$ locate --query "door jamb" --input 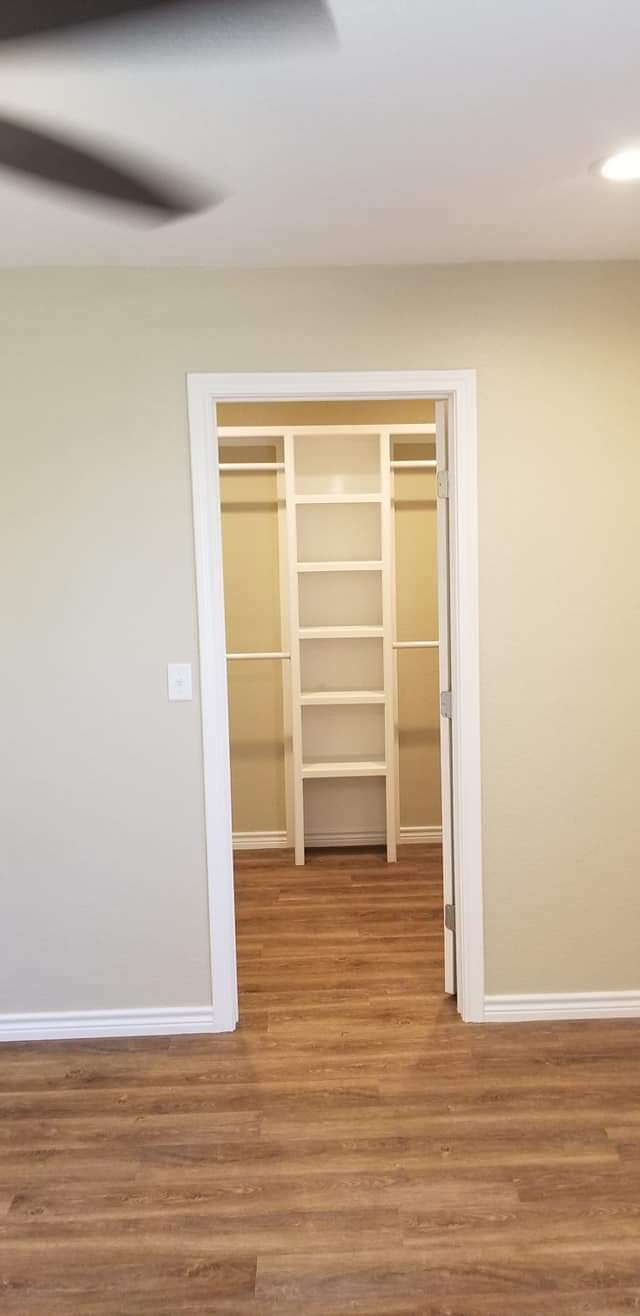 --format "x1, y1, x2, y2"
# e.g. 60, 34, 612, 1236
187, 370, 484, 1026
